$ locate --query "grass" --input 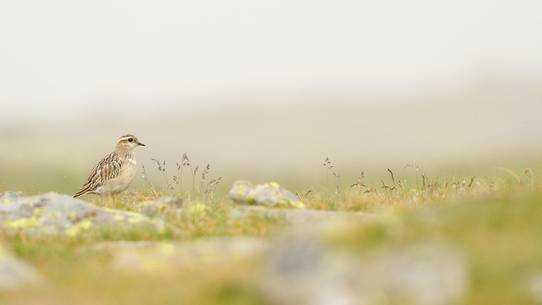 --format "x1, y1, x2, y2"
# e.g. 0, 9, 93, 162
0, 158, 541, 305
